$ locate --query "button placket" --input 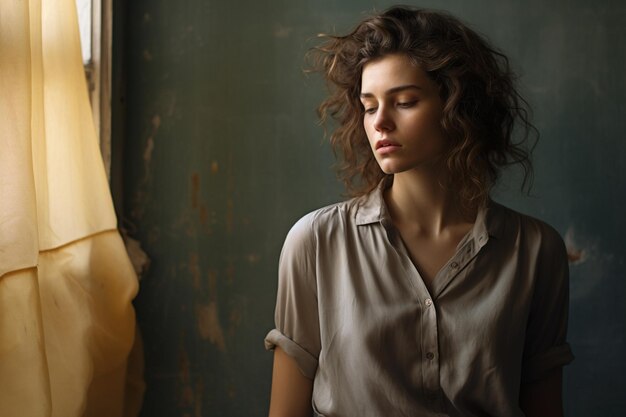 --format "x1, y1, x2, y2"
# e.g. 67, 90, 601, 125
421, 294, 440, 398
